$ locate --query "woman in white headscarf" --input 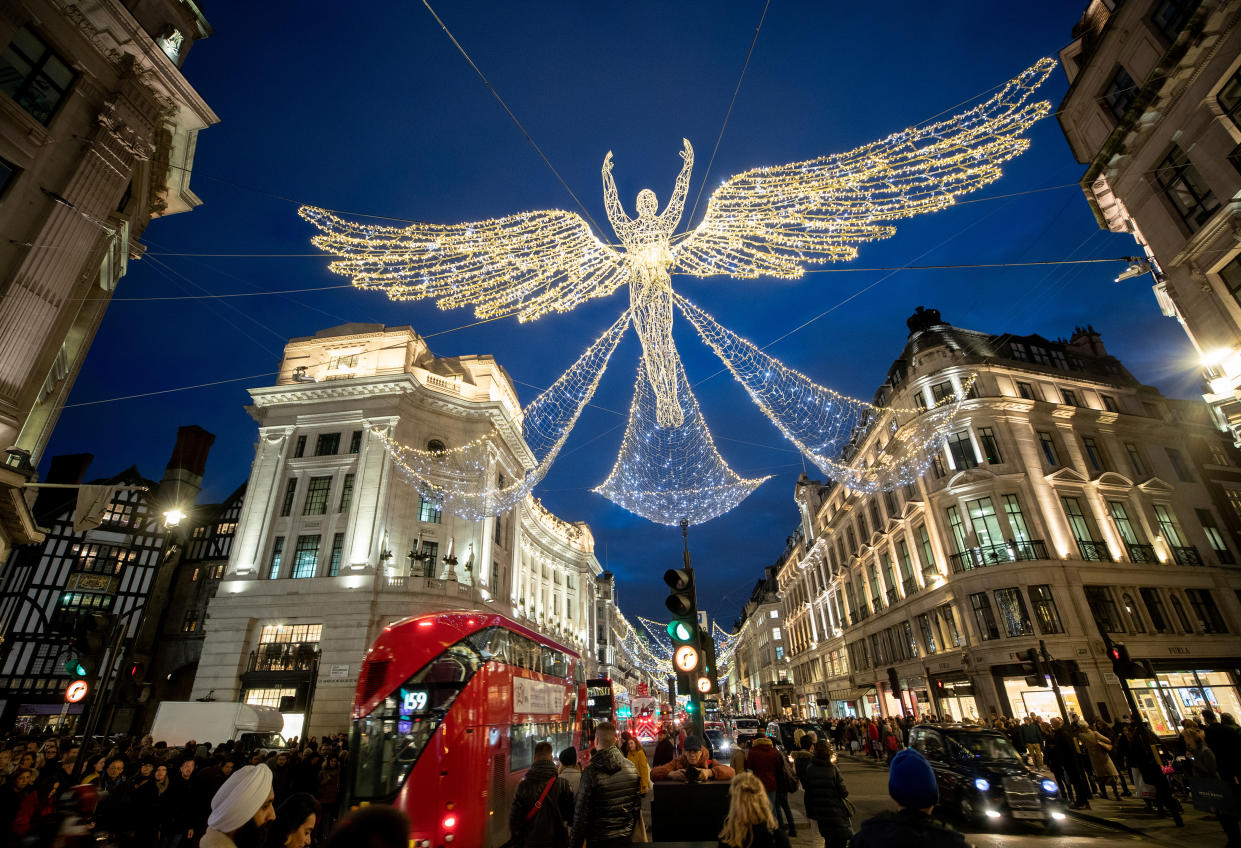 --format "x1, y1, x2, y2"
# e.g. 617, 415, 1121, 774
201, 763, 277, 848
